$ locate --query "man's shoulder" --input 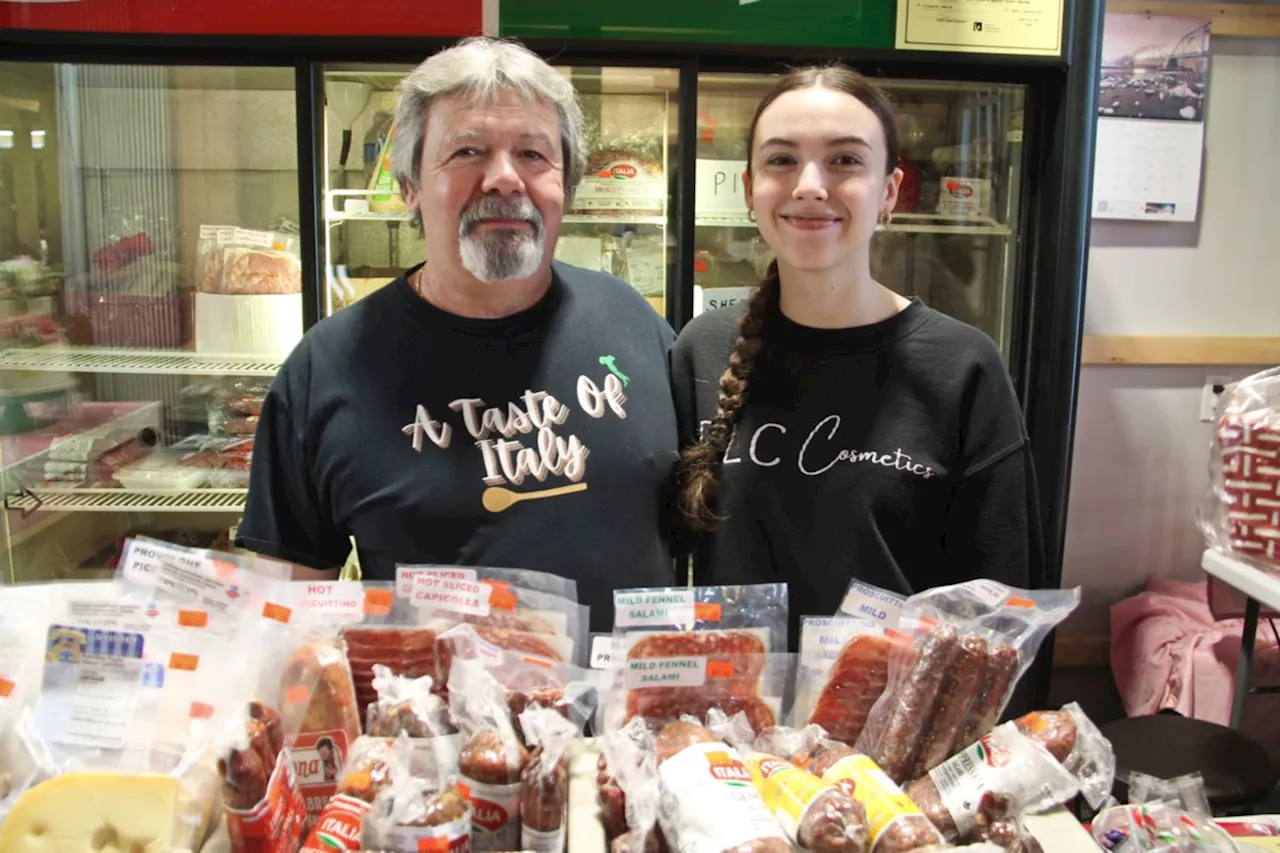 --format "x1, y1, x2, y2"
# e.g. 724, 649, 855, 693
276, 276, 403, 380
